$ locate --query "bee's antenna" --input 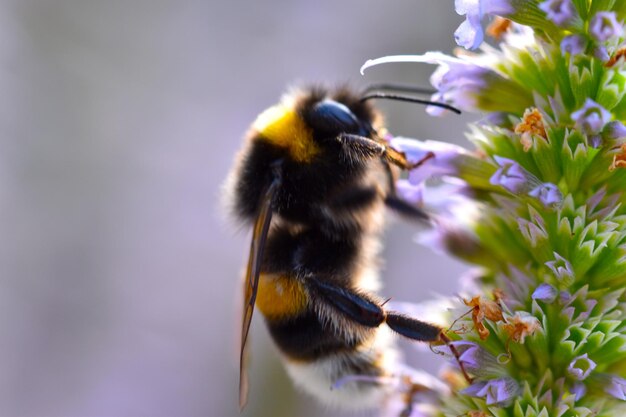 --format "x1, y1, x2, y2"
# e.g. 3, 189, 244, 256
363, 83, 436, 96
360, 93, 461, 115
